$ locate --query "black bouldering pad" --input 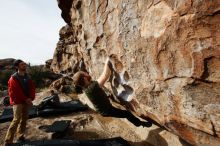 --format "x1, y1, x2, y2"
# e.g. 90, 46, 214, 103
0, 101, 88, 123
37, 101, 88, 117
39, 120, 71, 133
8, 137, 130, 146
